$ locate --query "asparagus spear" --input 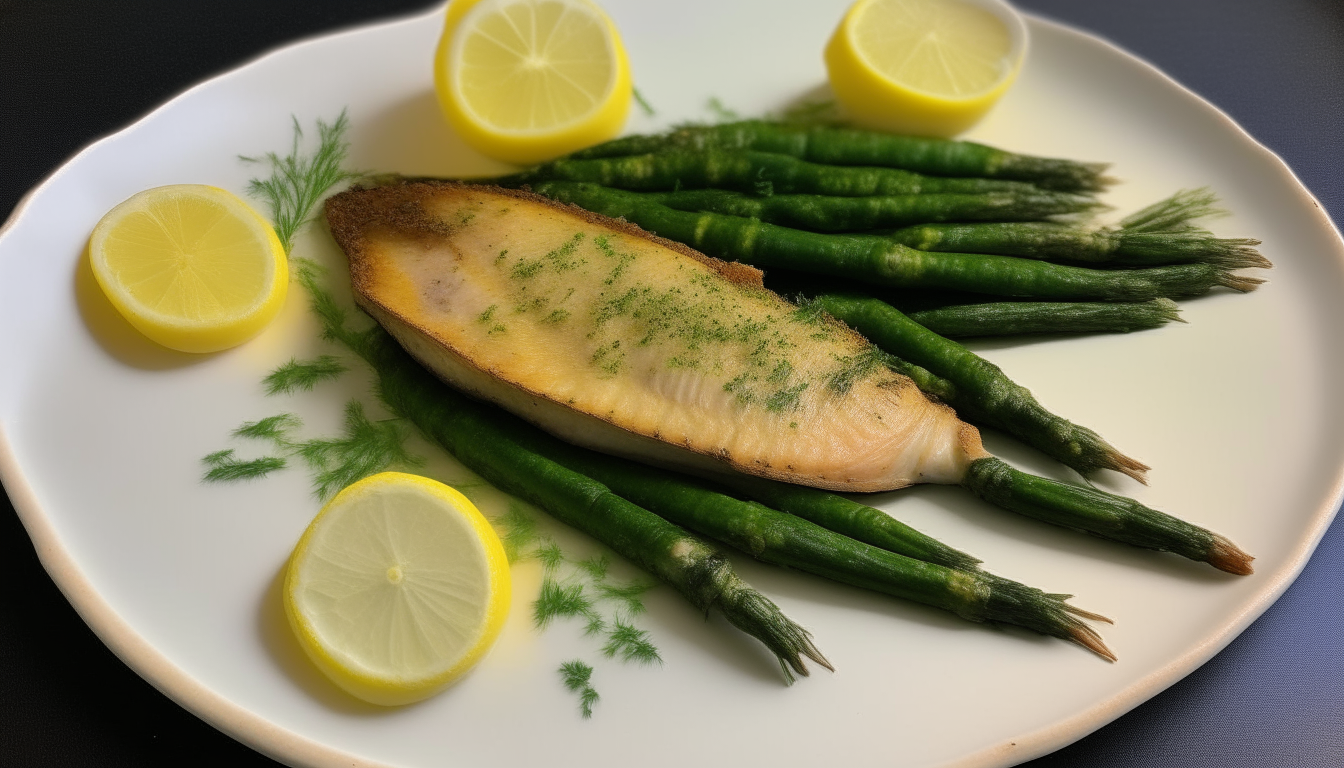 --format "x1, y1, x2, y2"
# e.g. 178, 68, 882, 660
762, 275, 1183, 338
526, 182, 1259, 301
885, 220, 1267, 268
801, 290, 1148, 481
963, 458, 1252, 575
549, 451, 1114, 659
298, 266, 829, 682
715, 474, 982, 571
638, 187, 1102, 230
497, 149, 1053, 197
904, 299, 1183, 338
566, 119, 1111, 193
